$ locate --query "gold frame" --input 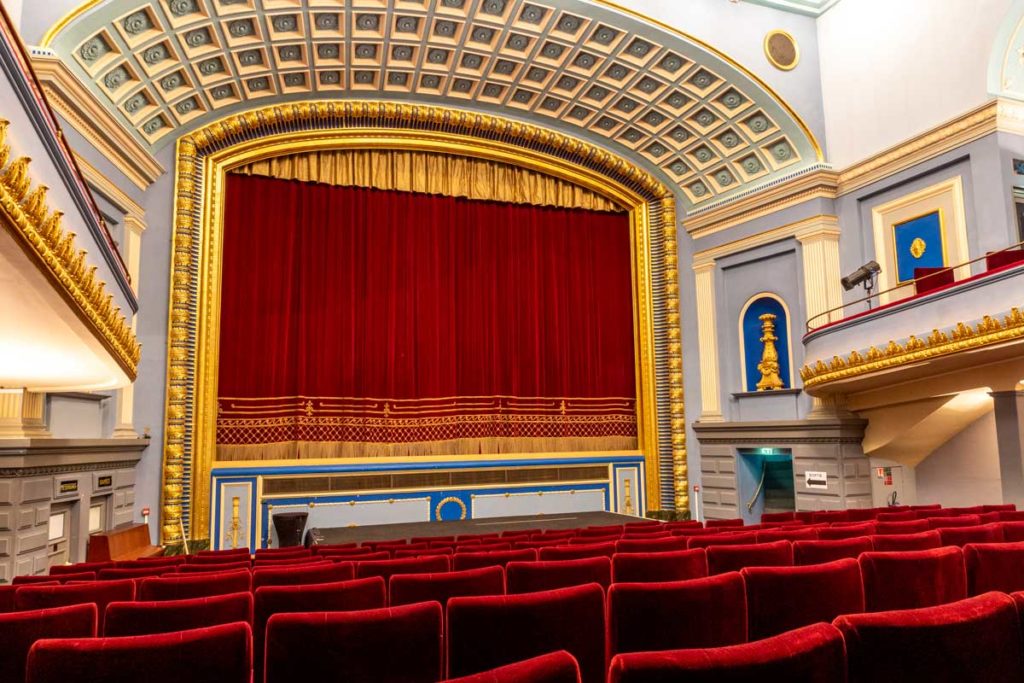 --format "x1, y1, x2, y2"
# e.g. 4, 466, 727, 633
160, 101, 686, 544
764, 30, 800, 72
890, 208, 947, 285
